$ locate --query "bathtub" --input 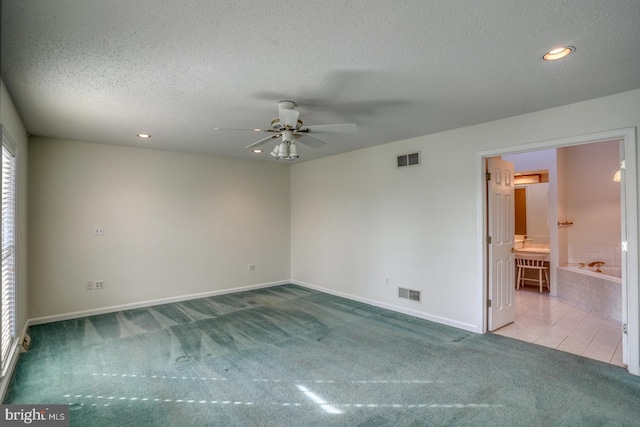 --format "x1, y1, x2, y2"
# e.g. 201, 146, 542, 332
565, 265, 622, 280
556, 264, 621, 320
